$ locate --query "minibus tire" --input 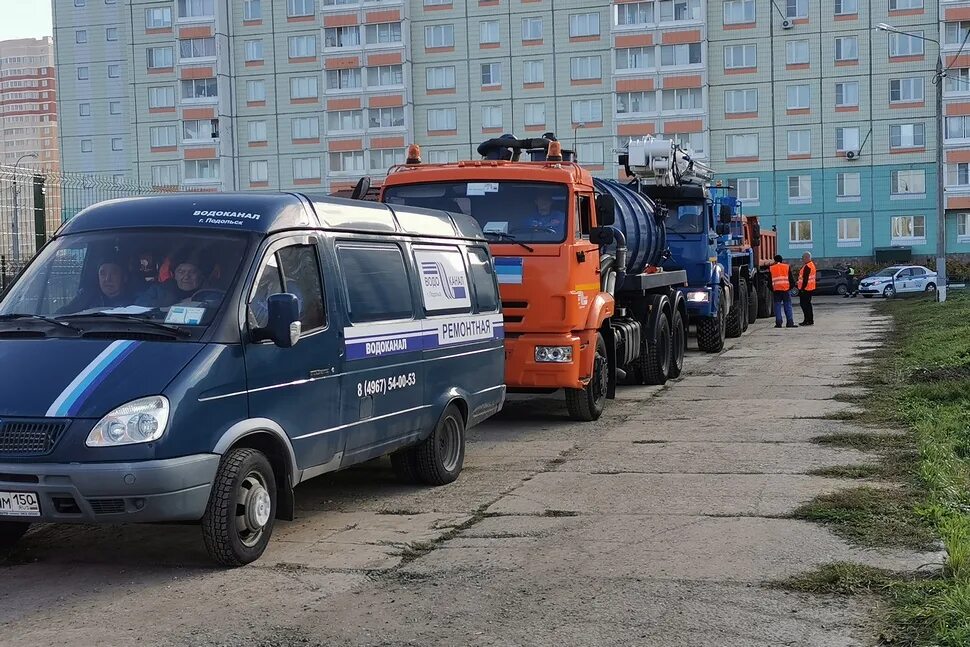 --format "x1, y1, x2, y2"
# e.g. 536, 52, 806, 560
414, 404, 466, 485
565, 333, 608, 421
0, 521, 30, 549
201, 448, 277, 567
390, 449, 421, 484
